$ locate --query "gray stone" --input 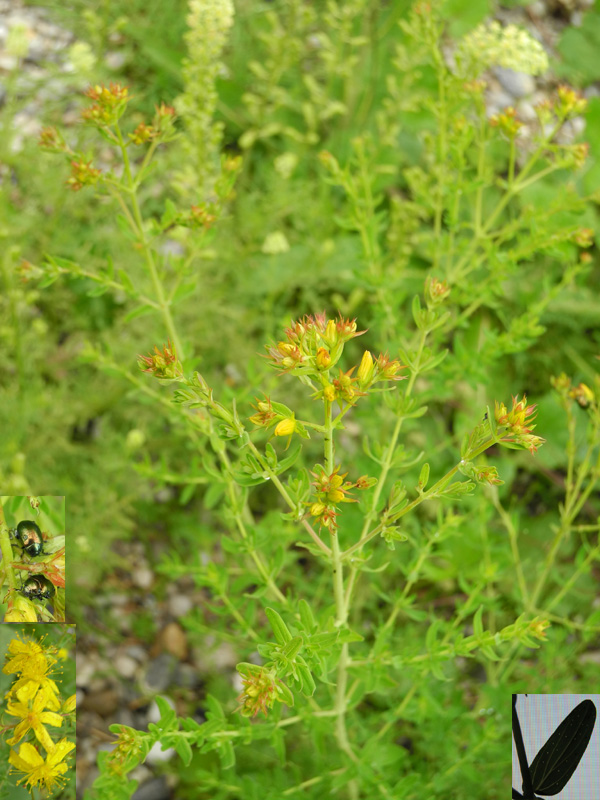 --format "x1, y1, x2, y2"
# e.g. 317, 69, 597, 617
494, 66, 535, 99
